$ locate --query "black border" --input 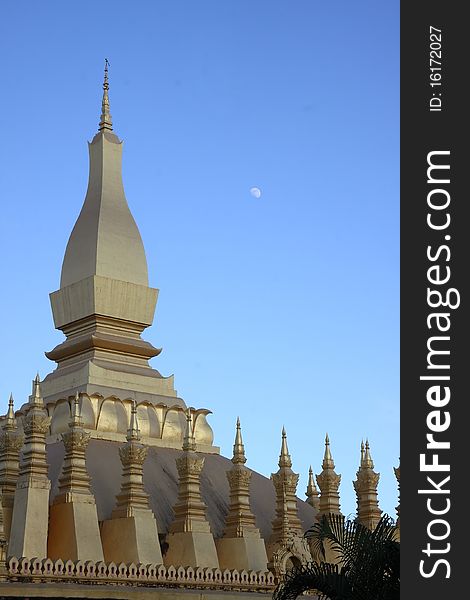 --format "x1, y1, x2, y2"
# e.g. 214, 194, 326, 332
401, 2, 467, 596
